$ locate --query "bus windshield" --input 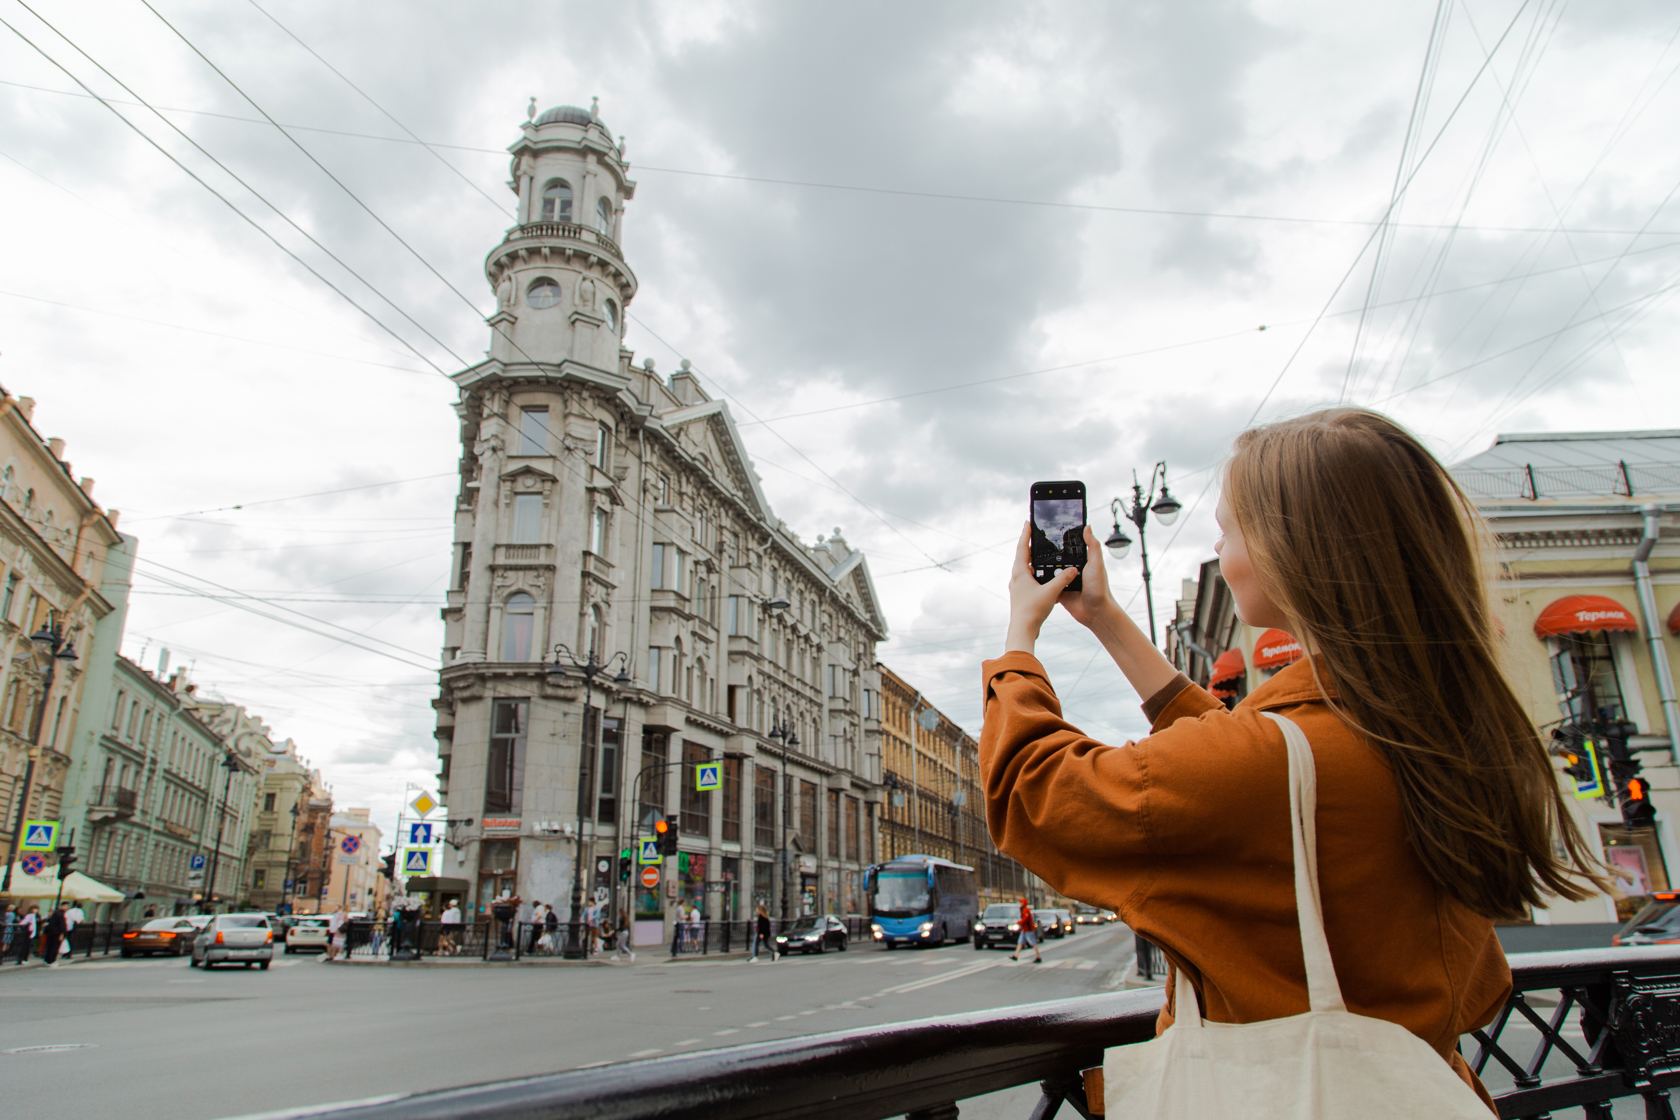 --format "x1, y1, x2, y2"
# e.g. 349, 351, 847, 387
872, 870, 933, 917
